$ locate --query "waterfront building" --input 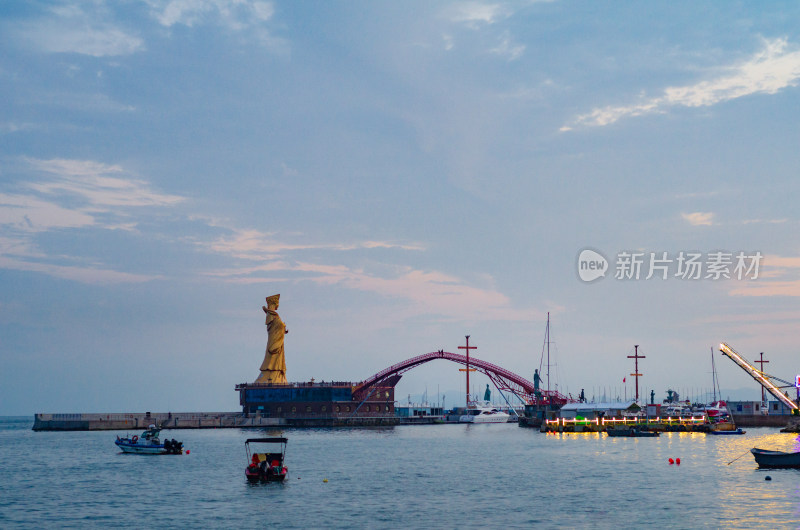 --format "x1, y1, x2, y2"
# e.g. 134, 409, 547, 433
236, 380, 397, 420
